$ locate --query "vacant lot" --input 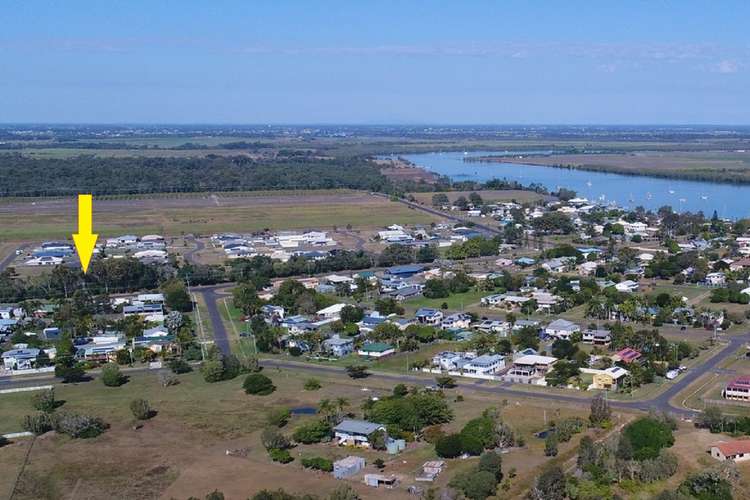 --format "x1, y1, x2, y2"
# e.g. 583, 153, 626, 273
0, 190, 441, 241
